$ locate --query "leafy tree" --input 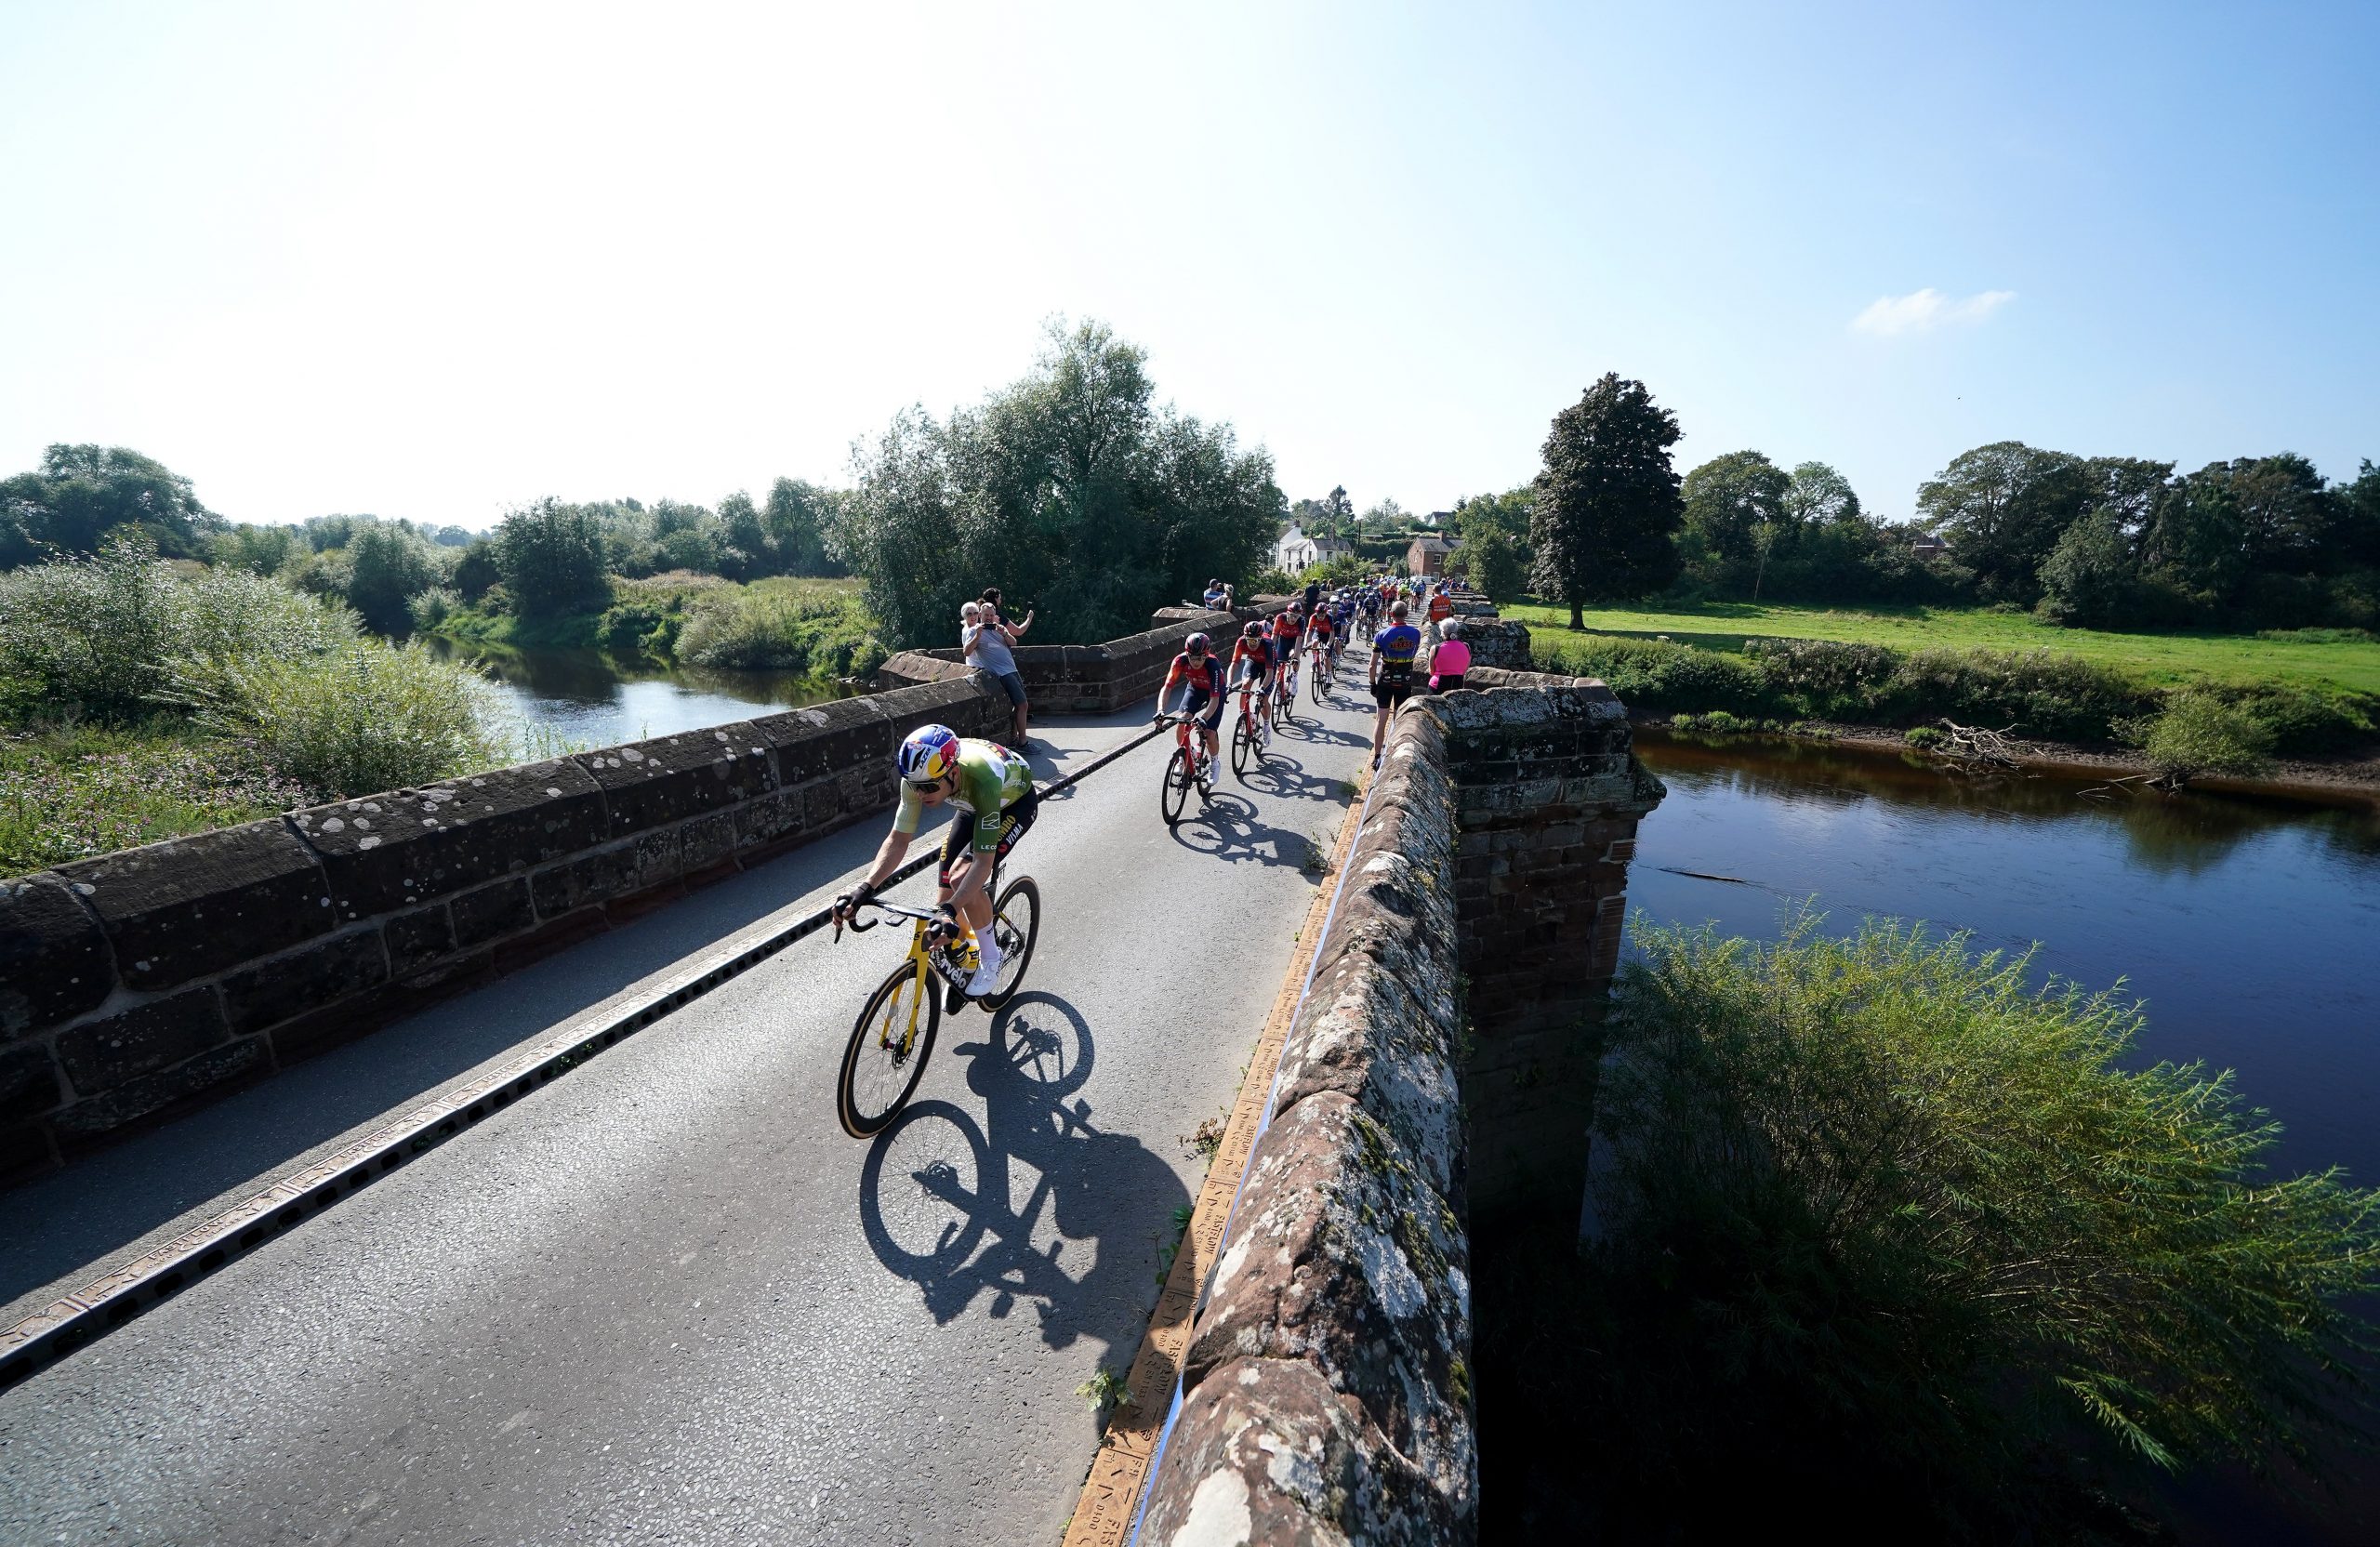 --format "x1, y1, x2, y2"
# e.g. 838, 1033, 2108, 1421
1467, 526, 1528, 602
340, 522, 444, 633
1915, 443, 2096, 602
839, 319, 1281, 648
1529, 373, 1685, 626
1452, 486, 1532, 549
450, 540, 502, 602
496, 497, 611, 616
1681, 451, 1792, 595
763, 477, 835, 575
2035, 507, 2142, 628
208, 523, 299, 576
716, 491, 768, 581
1783, 461, 1861, 527
0, 444, 216, 564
